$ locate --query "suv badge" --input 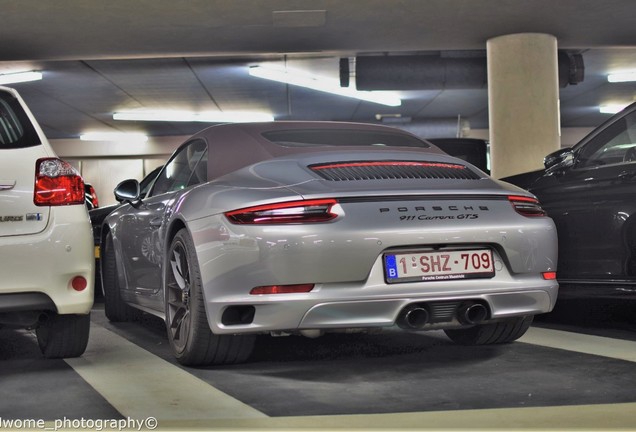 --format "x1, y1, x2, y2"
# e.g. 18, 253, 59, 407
0, 215, 24, 222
